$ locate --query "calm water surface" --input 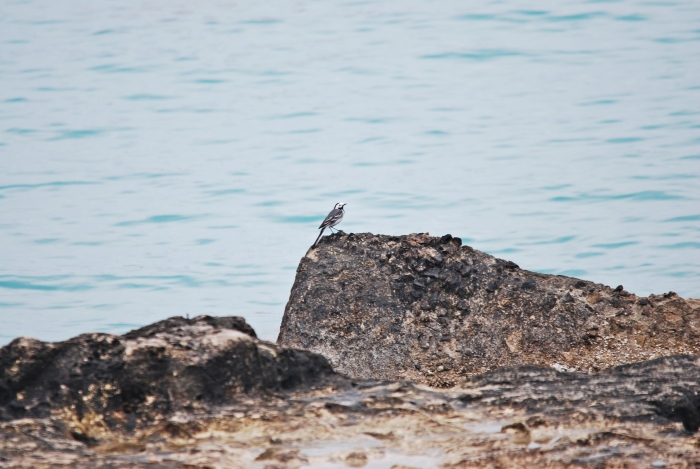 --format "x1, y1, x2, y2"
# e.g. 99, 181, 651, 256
1, 0, 699, 344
